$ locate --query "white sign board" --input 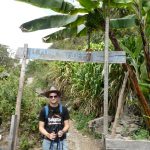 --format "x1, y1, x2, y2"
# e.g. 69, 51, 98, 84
16, 48, 126, 64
